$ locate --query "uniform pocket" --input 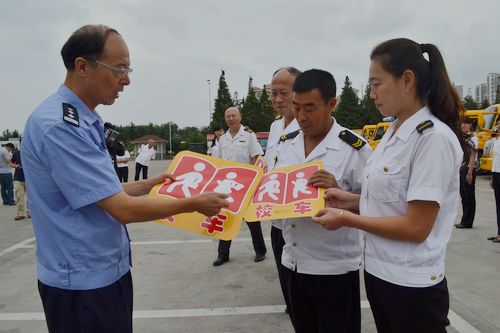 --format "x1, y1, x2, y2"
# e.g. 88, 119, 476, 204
371, 161, 403, 202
